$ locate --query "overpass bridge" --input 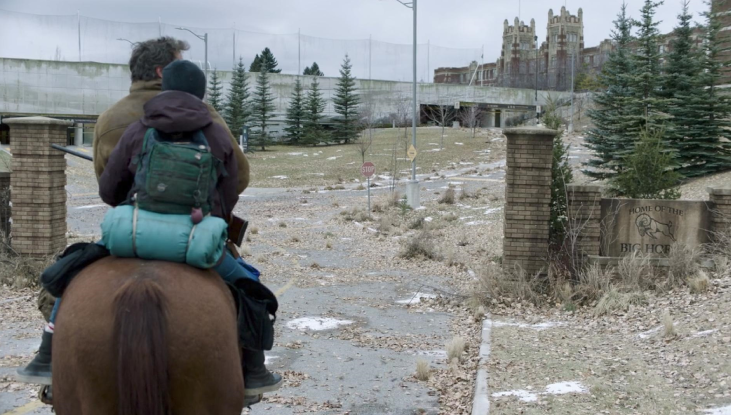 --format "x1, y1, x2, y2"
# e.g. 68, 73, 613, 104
0, 57, 571, 143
